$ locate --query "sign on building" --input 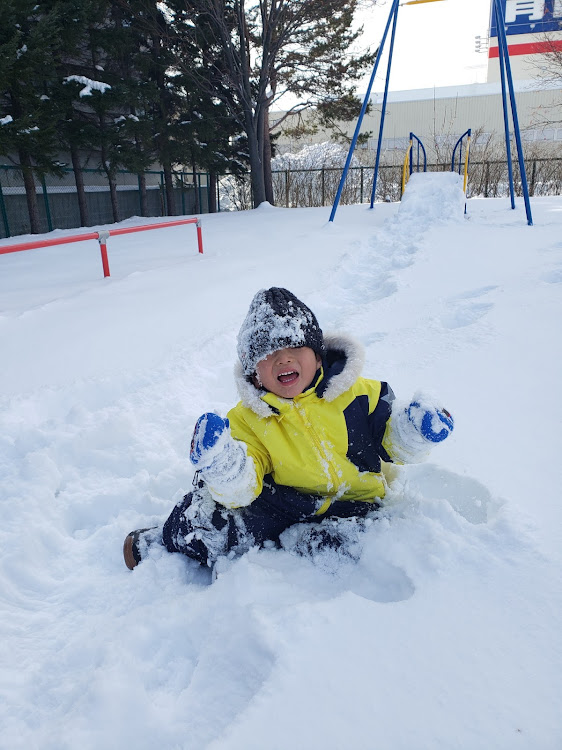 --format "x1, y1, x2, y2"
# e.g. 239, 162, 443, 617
490, 0, 562, 37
